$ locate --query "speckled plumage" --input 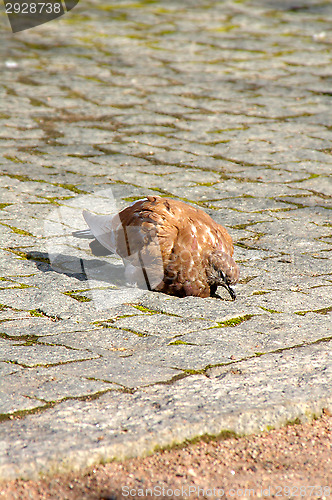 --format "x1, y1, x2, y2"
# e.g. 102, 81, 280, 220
79, 196, 239, 299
